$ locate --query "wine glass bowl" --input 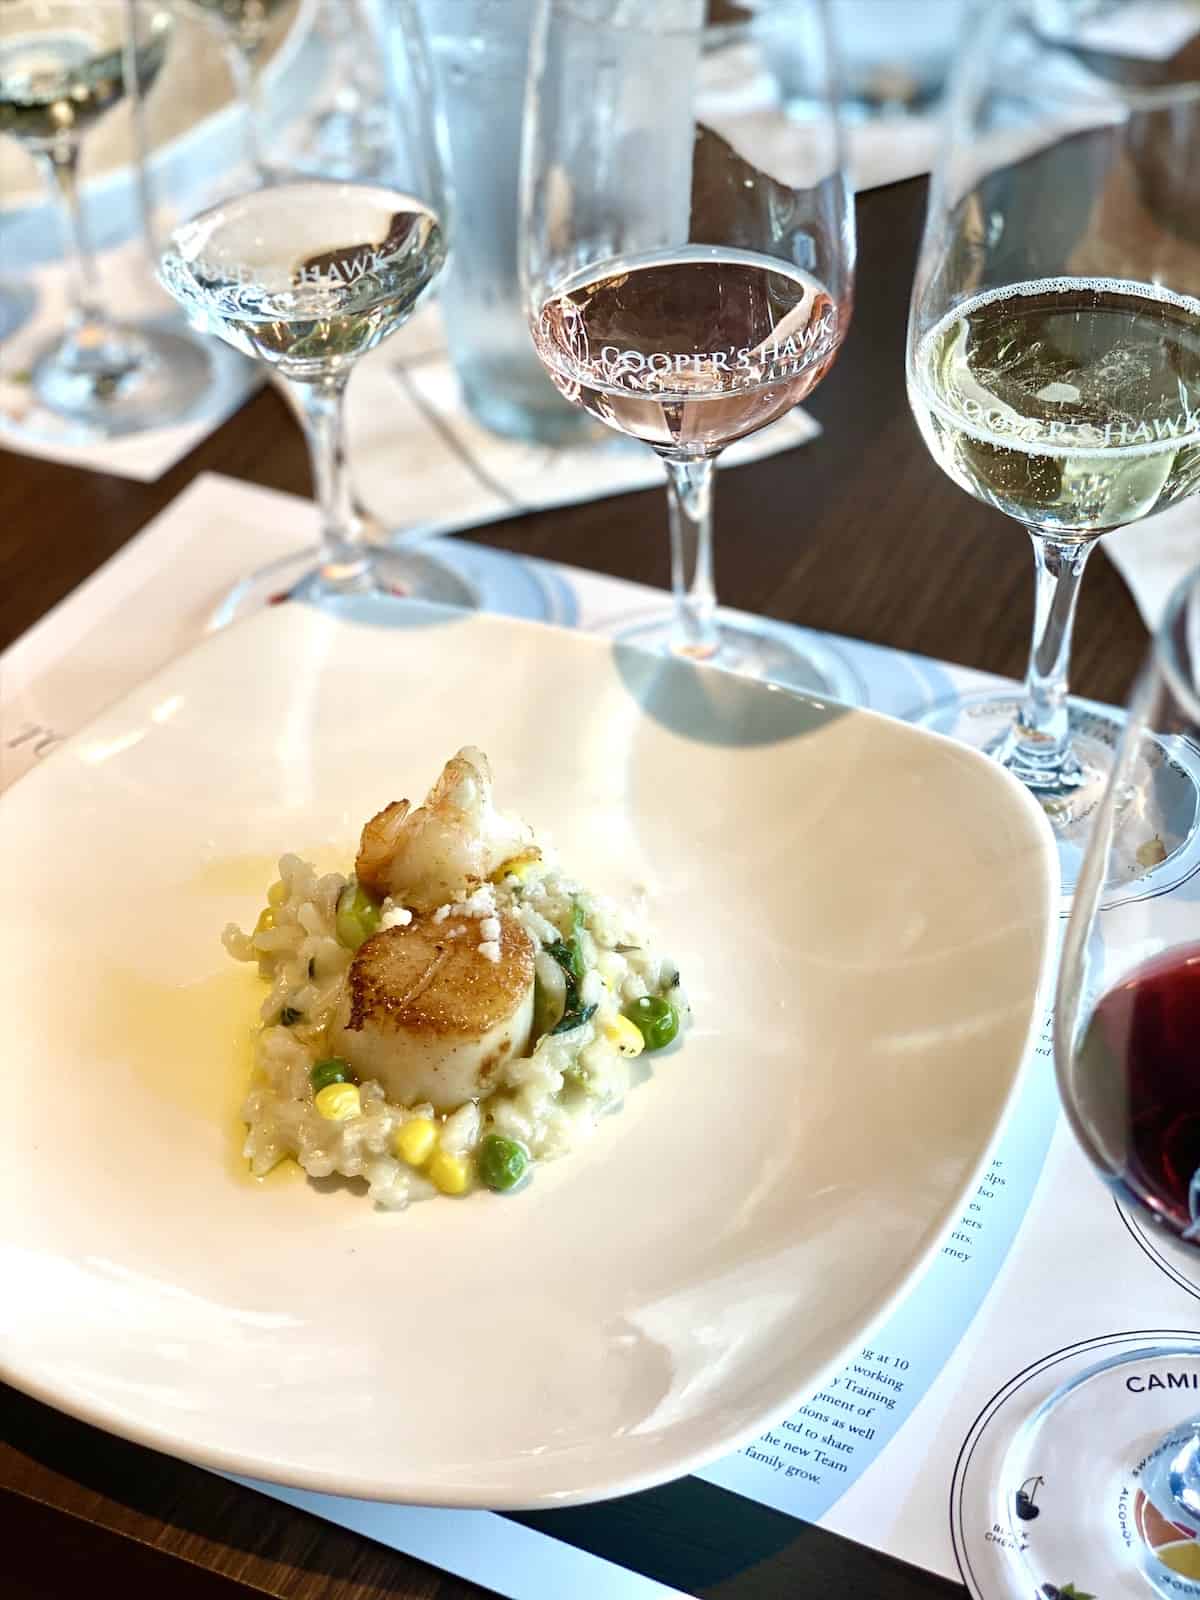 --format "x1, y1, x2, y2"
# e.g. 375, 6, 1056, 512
906, 0, 1200, 894
159, 184, 446, 381
0, 0, 212, 434
157, 0, 452, 611
1059, 570, 1200, 1242
520, 0, 855, 692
